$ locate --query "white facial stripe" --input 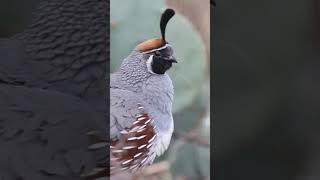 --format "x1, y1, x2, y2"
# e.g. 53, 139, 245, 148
146, 55, 155, 74
142, 44, 171, 54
